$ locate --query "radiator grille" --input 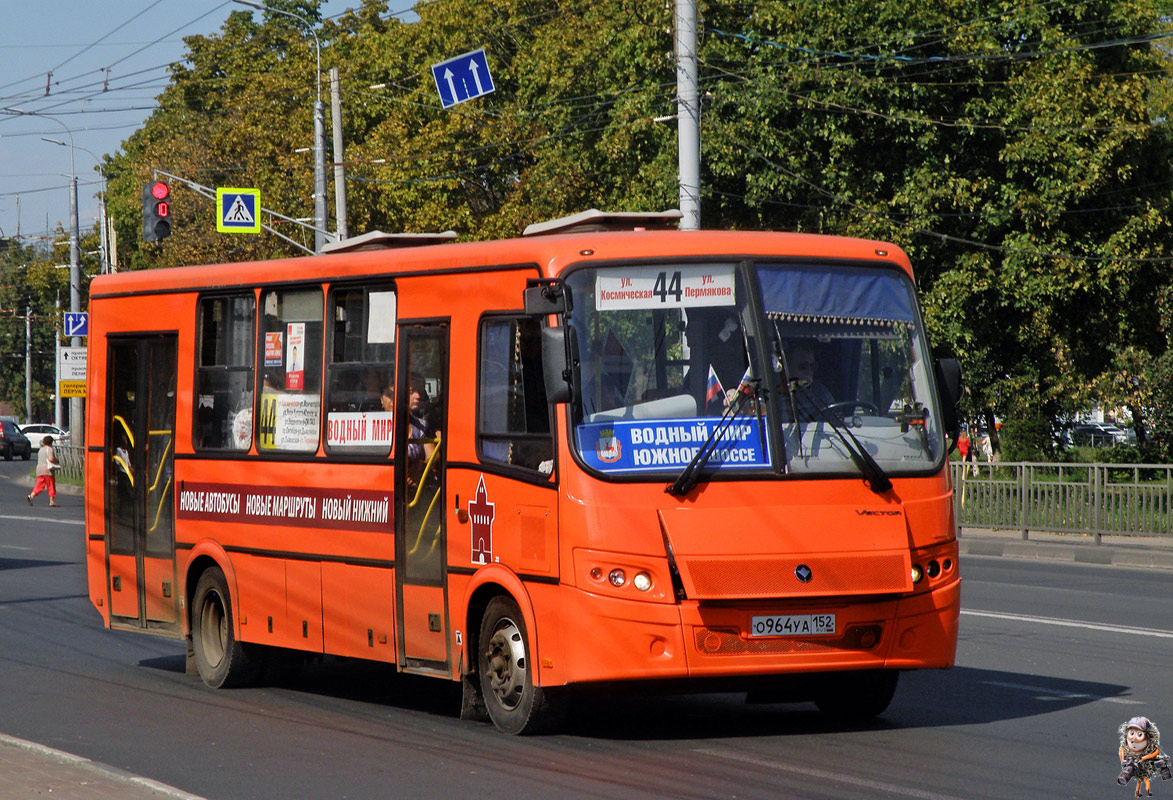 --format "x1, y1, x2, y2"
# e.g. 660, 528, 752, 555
681, 552, 909, 598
